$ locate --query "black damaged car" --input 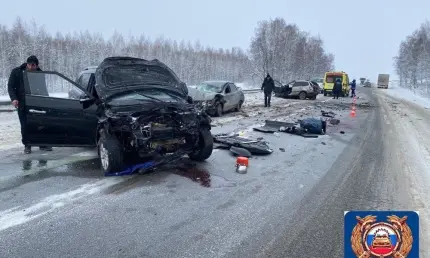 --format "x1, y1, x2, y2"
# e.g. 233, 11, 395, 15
22, 57, 213, 174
